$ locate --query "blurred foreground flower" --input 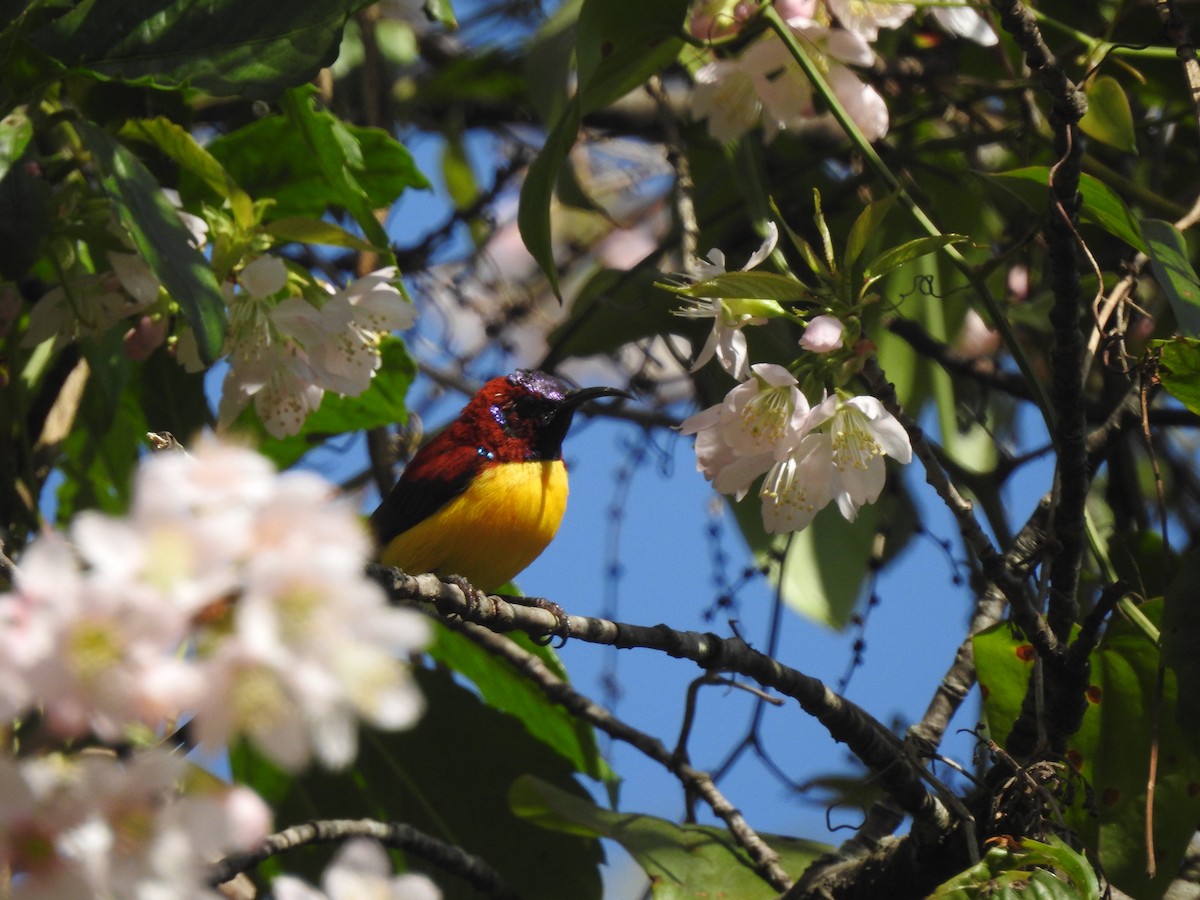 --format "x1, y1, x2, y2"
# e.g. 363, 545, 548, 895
273, 838, 441, 900
0, 437, 429, 770
0, 750, 269, 899
691, 21, 887, 144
